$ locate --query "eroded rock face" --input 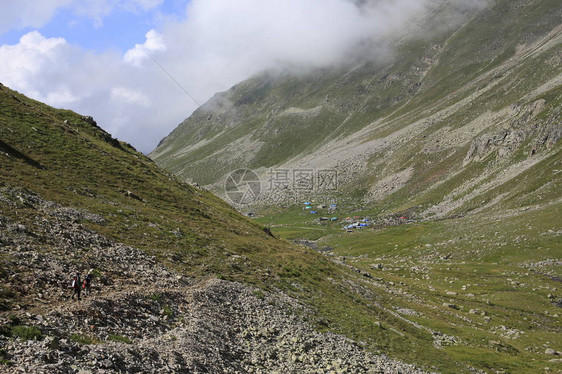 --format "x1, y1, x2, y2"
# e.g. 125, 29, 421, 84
0, 188, 429, 373
463, 100, 561, 165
